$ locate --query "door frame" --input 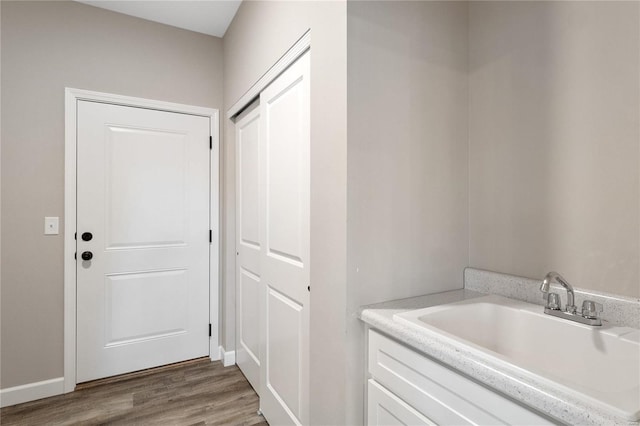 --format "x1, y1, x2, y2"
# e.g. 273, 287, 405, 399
63, 88, 220, 393
226, 30, 310, 120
